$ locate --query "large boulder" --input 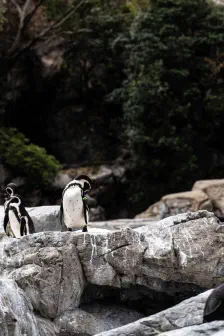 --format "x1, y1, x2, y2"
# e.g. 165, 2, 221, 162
94, 290, 224, 336
136, 190, 213, 219
0, 279, 57, 336
75, 210, 223, 293
0, 209, 223, 335
1, 232, 85, 319
192, 179, 224, 215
